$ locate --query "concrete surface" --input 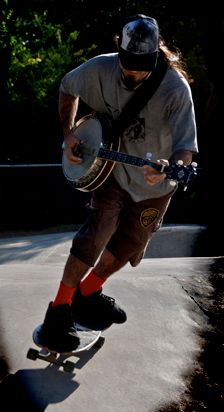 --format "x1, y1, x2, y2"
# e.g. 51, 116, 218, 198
0, 231, 223, 411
